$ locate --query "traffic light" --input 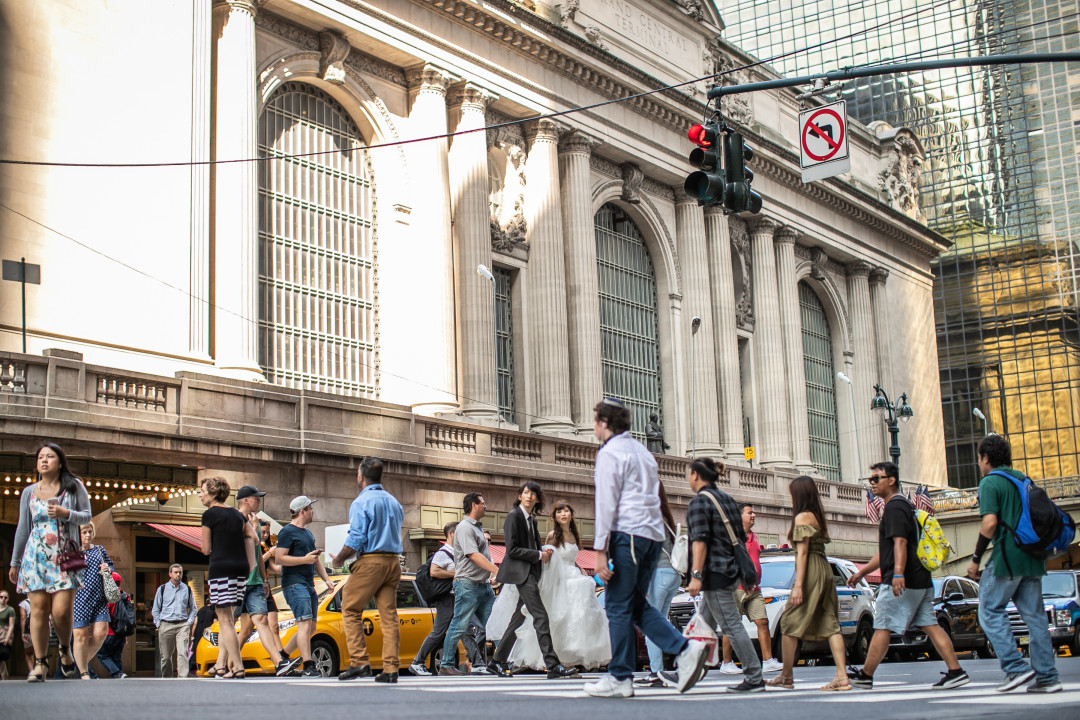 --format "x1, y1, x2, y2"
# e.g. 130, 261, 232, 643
684, 122, 724, 206
723, 132, 763, 215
